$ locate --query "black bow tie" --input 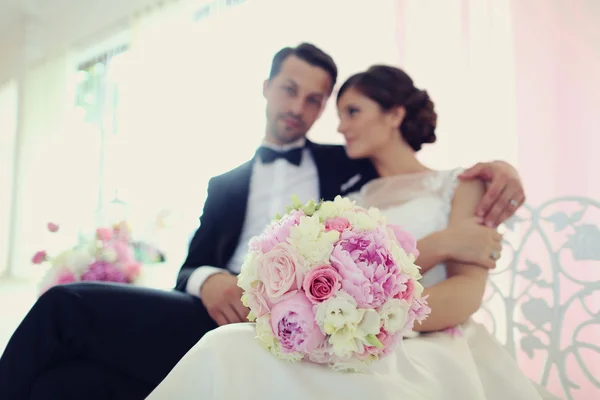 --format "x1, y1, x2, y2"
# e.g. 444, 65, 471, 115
256, 146, 303, 166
